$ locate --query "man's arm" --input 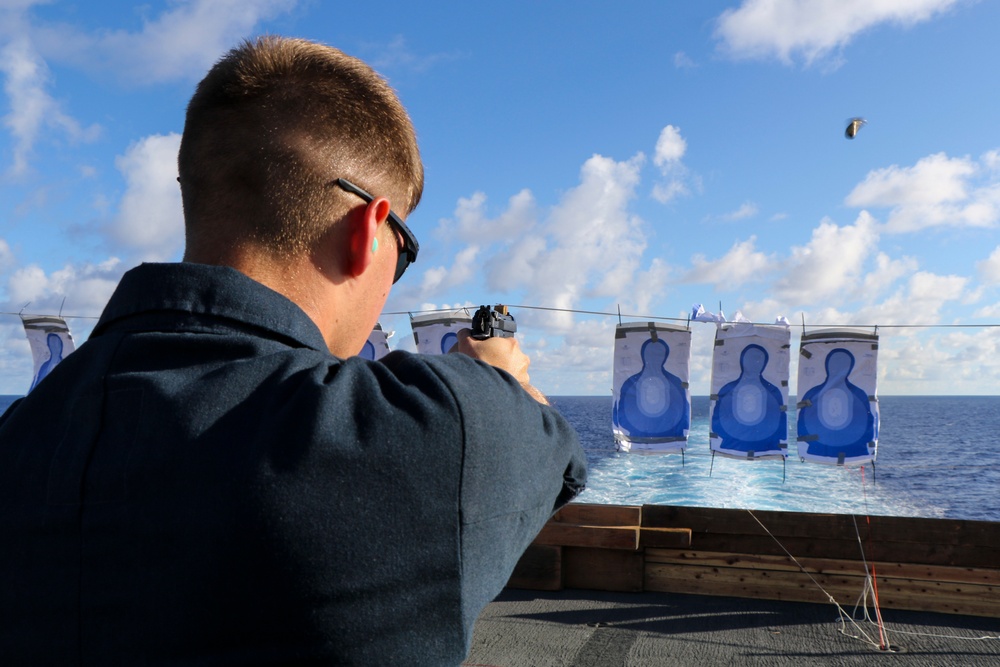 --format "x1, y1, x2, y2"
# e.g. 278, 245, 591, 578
450, 329, 549, 405
422, 343, 586, 636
